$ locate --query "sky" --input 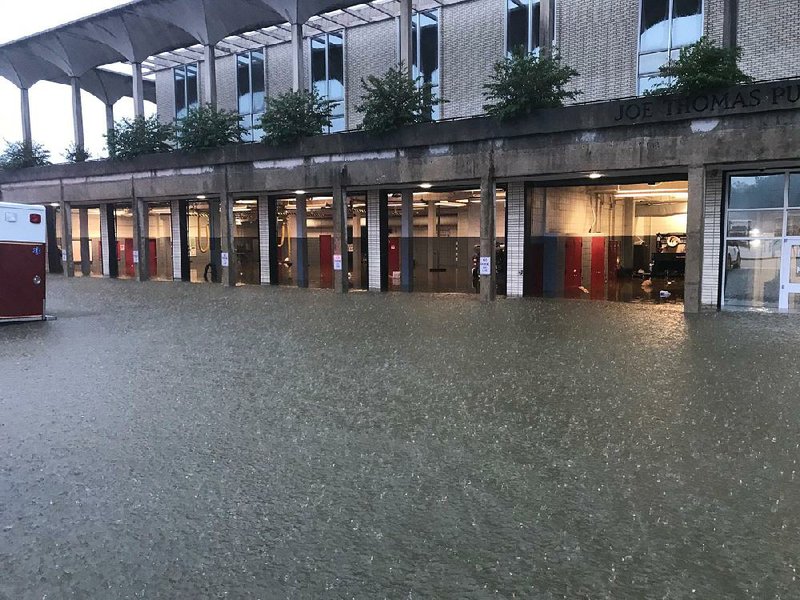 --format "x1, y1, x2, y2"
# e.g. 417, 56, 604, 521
0, 0, 155, 161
